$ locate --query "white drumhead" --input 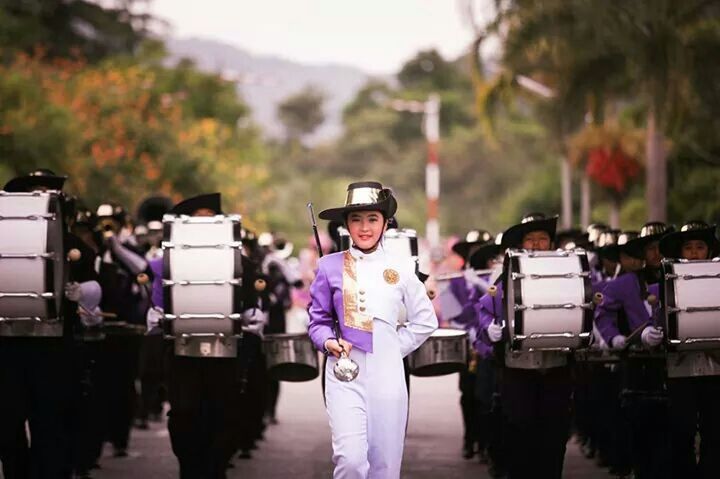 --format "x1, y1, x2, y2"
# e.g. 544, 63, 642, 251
673, 261, 720, 343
